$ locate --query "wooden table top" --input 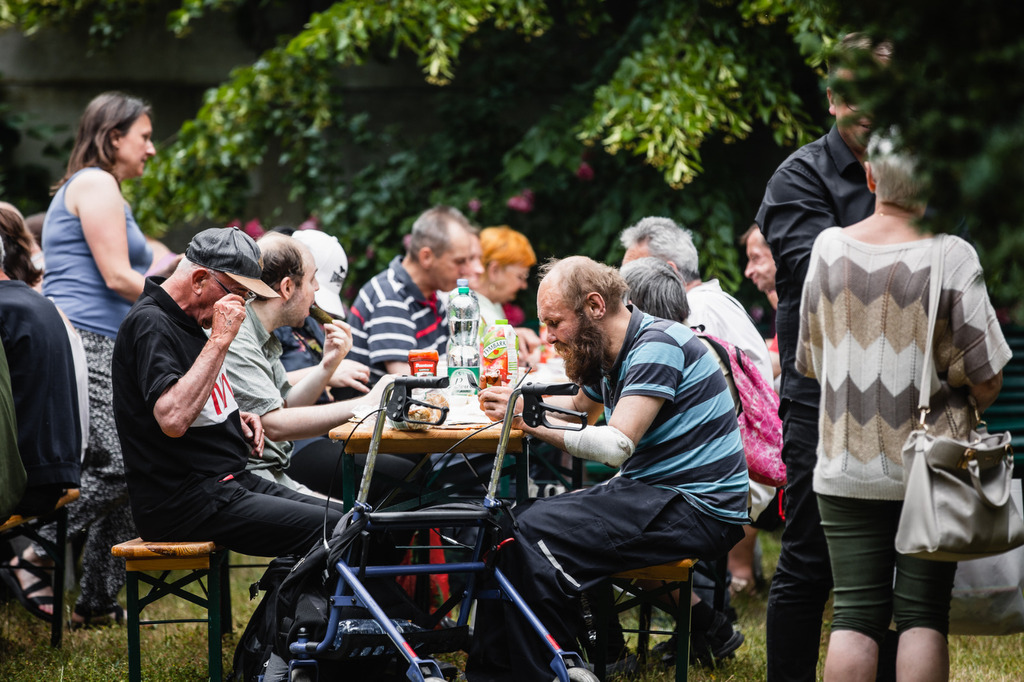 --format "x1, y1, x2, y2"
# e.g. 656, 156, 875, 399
329, 420, 523, 455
